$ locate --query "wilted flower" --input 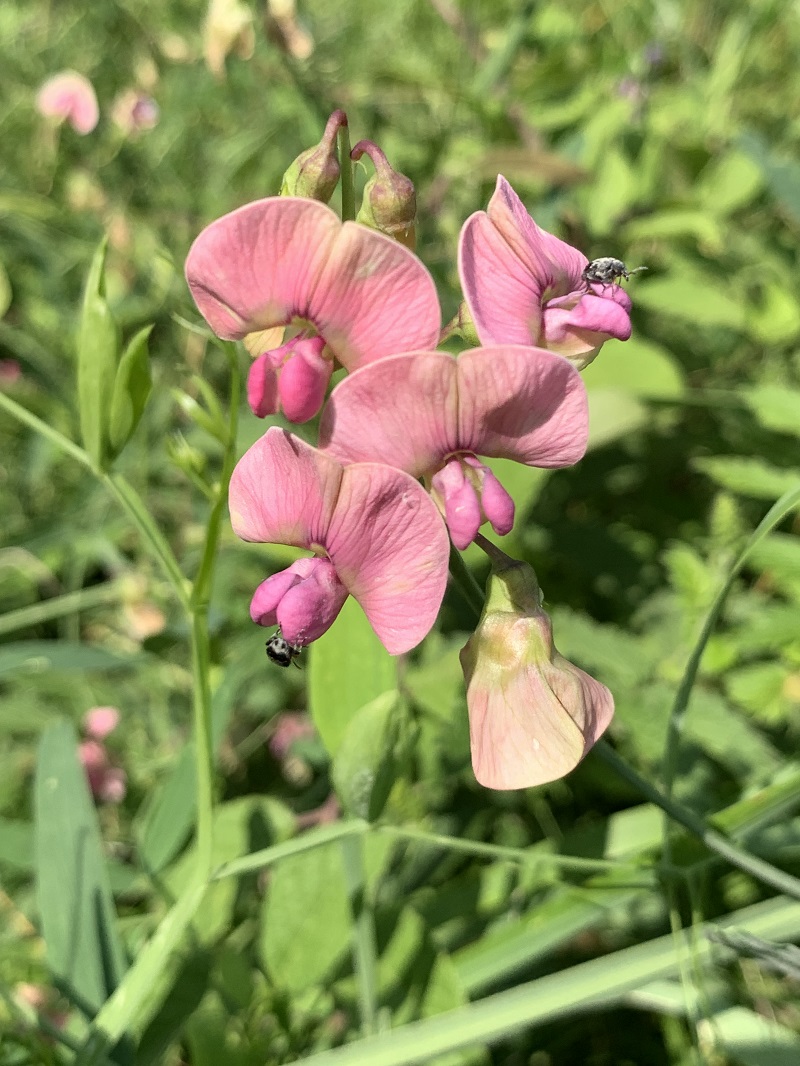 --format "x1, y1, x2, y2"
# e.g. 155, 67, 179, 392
186, 197, 440, 422
229, 427, 449, 653
460, 548, 614, 789
459, 176, 633, 370
319, 345, 588, 549
36, 71, 99, 135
